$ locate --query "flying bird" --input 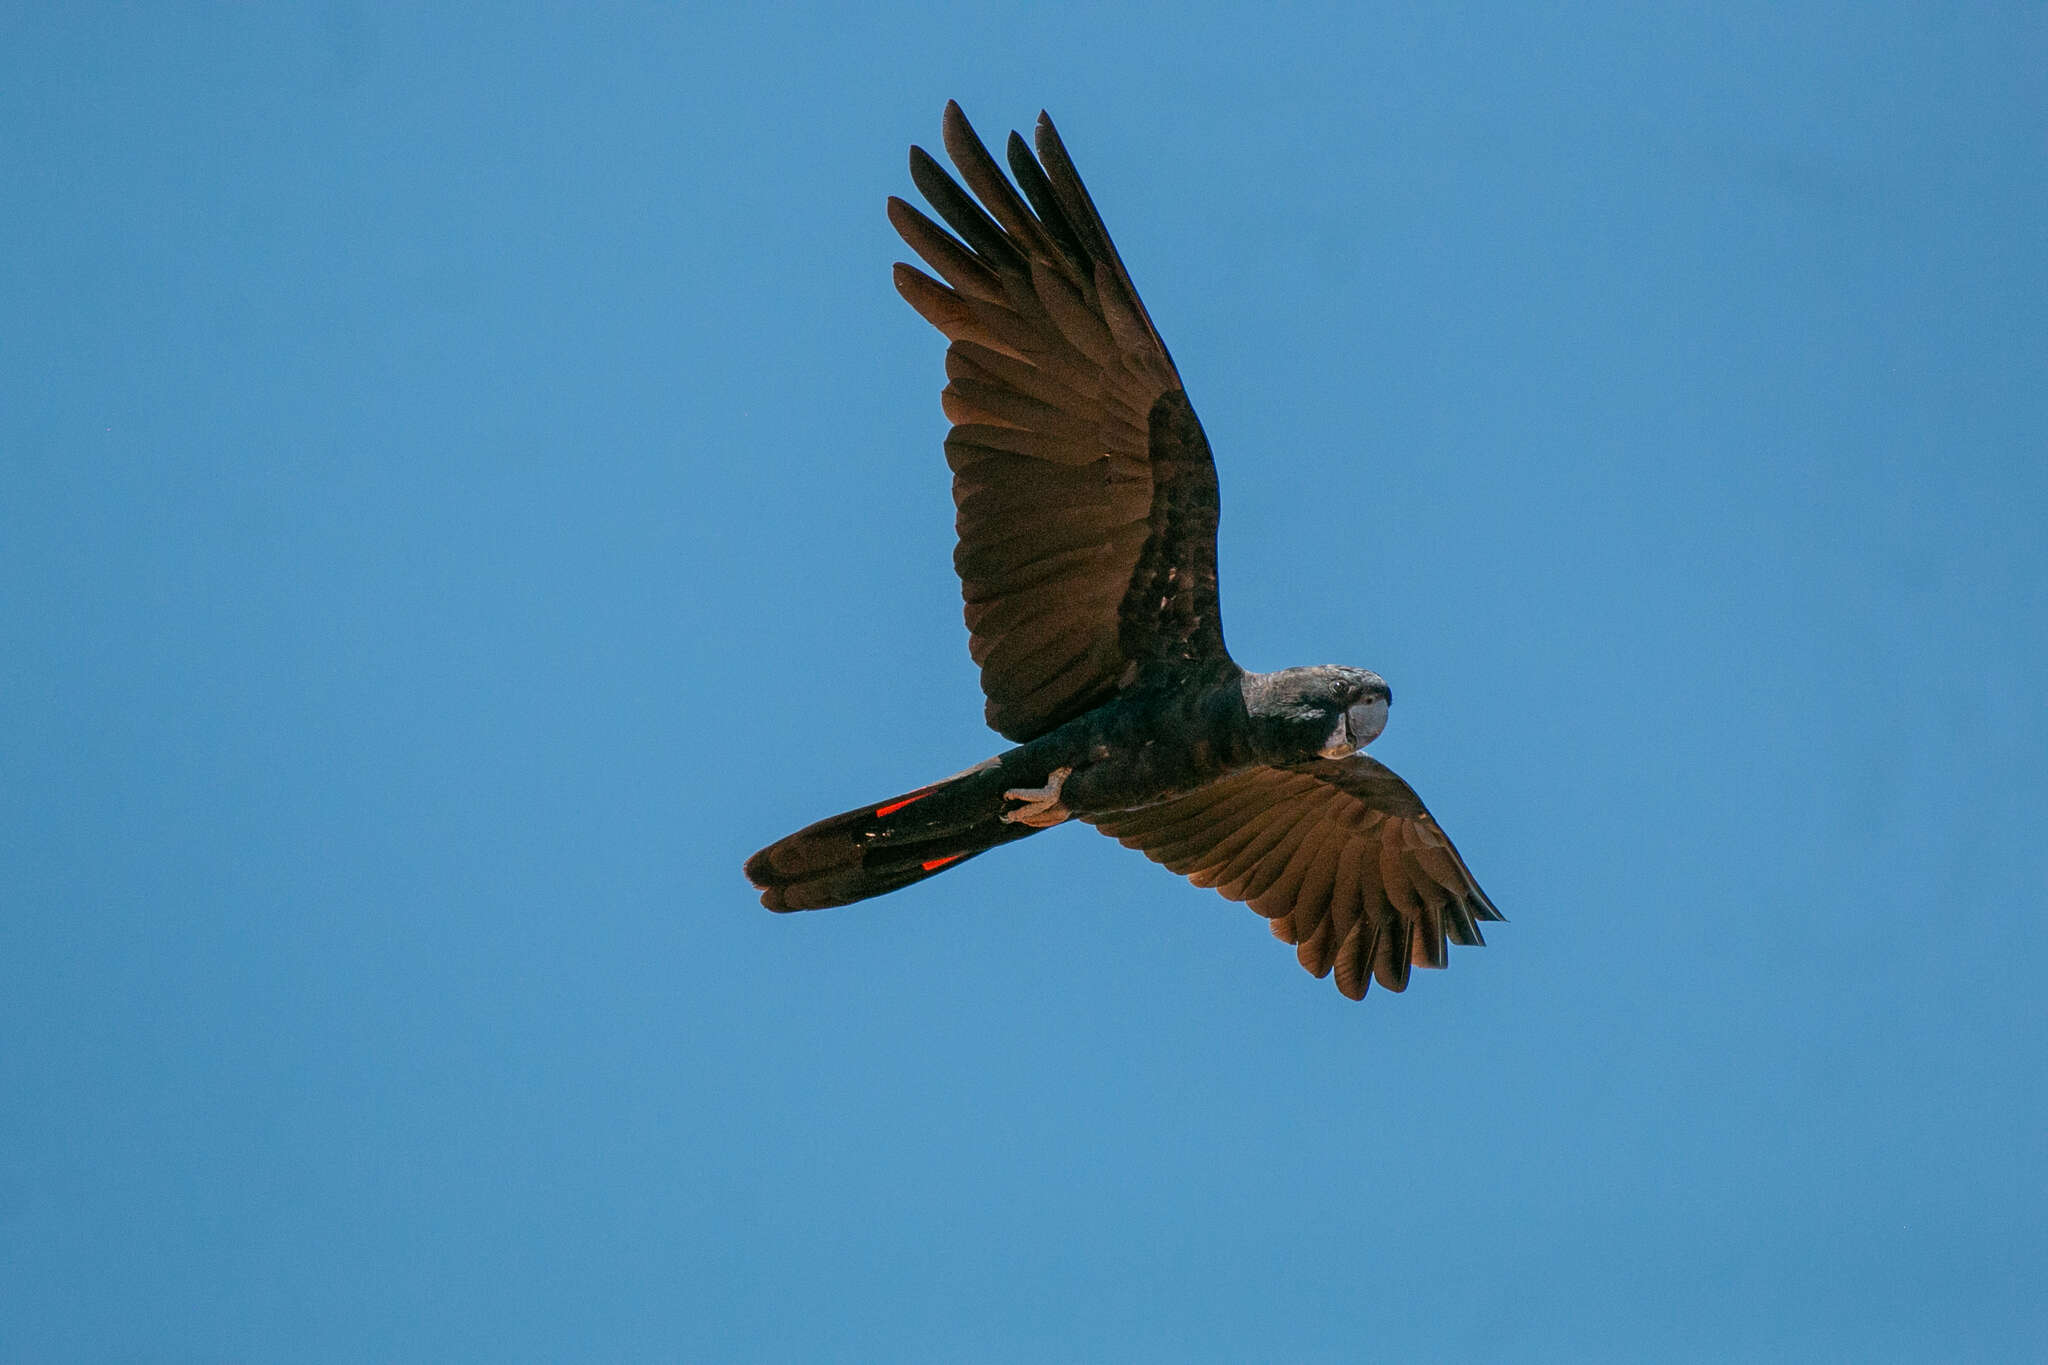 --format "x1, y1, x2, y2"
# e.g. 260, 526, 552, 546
745, 102, 1501, 999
